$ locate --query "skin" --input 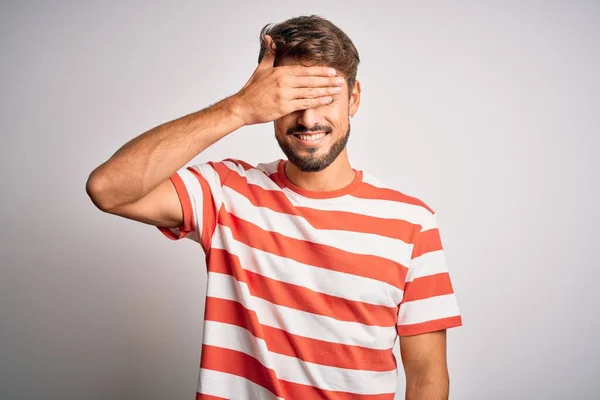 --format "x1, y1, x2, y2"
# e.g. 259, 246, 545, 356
86, 32, 450, 399
272, 54, 359, 191
402, 330, 450, 399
